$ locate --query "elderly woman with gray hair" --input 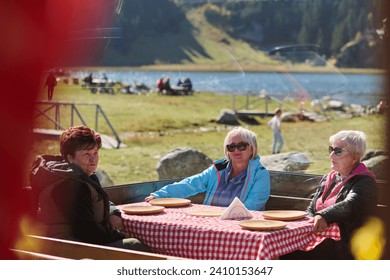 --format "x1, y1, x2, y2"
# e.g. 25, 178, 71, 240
281, 130, 377, 260
145, 127, 270, 210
